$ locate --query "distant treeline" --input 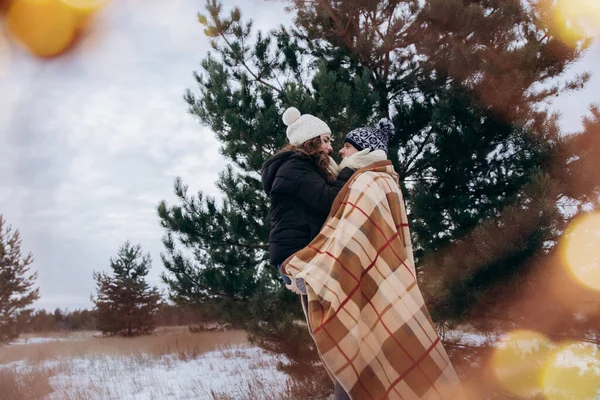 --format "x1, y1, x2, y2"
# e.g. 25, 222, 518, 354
16, 304, 208, 333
